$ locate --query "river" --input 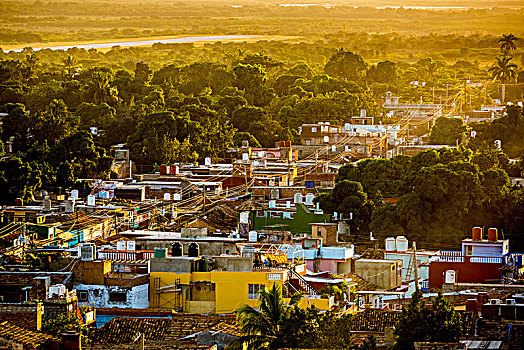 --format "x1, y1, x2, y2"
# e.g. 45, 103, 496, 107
4, 35, 264, 53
